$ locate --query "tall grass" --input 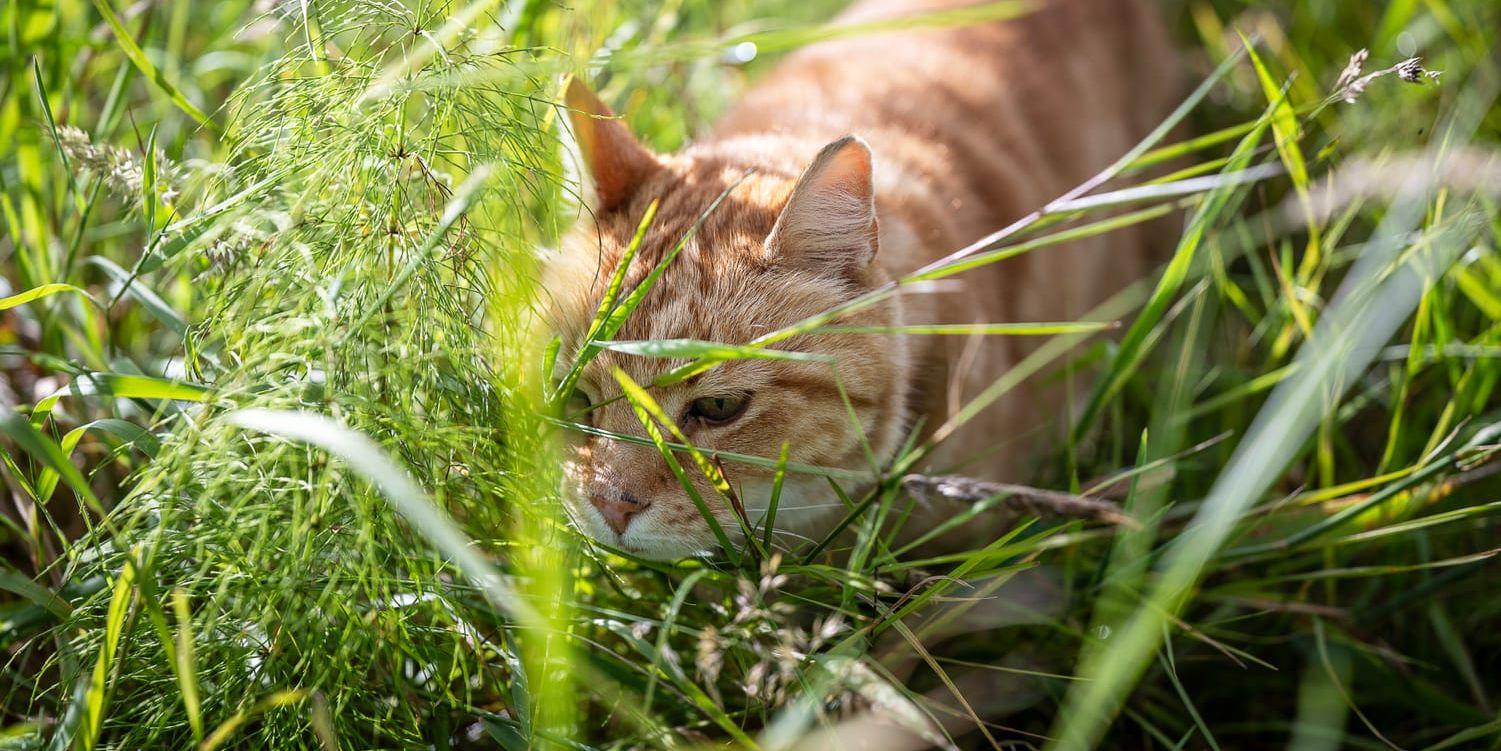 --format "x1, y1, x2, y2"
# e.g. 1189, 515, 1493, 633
2, 0, 1500, 749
